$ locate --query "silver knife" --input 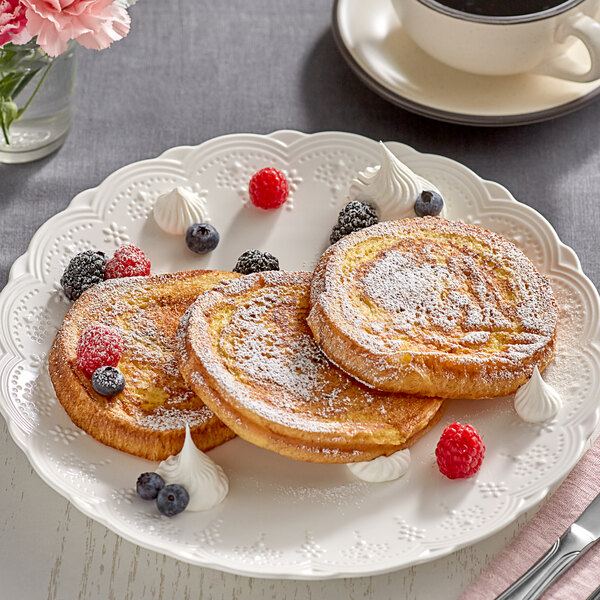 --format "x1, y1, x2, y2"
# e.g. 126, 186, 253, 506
496, 490, 600, 600
586, 583, 600, 600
